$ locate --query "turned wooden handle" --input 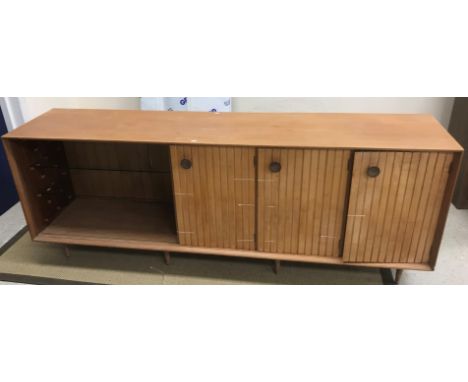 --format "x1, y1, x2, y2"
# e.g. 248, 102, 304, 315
180, 159, 192, 169
367, 166, 380, 177
269, 161, 281, 173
